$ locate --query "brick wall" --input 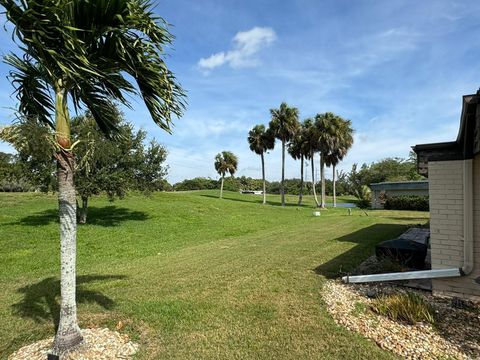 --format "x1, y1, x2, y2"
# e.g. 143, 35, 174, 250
429, 158, 480, 300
